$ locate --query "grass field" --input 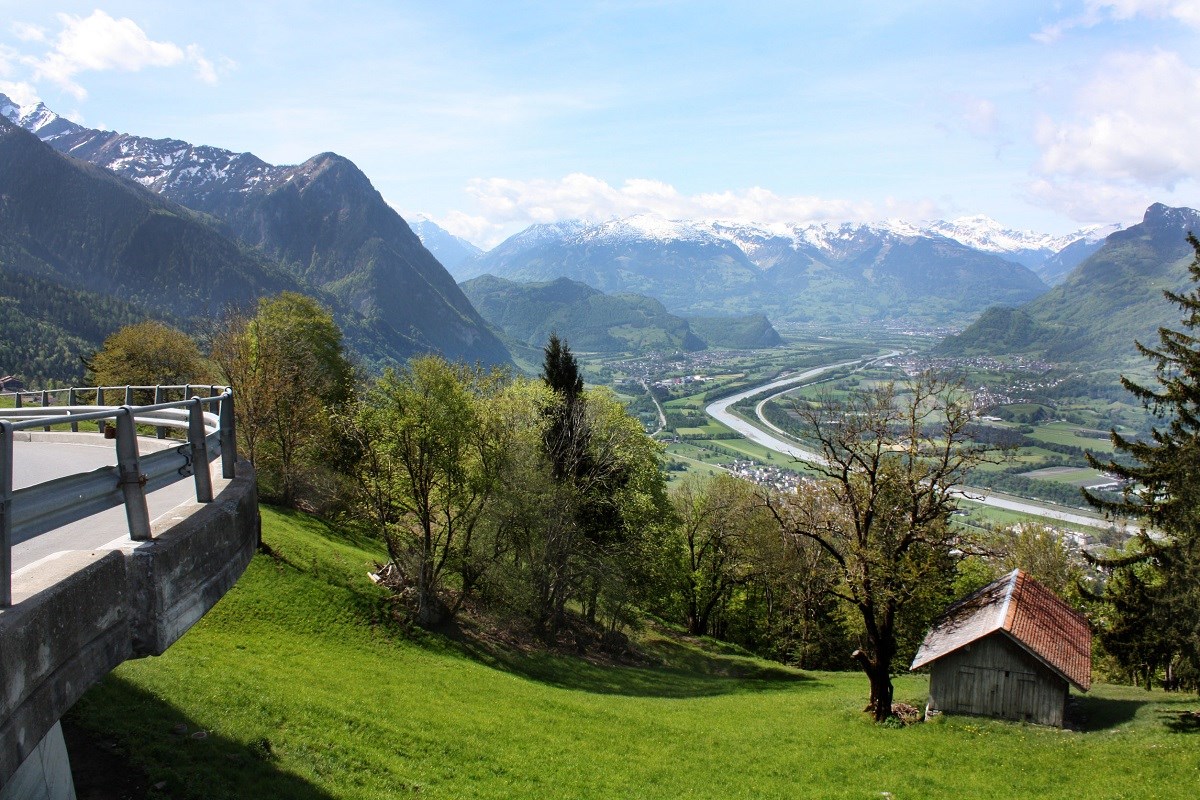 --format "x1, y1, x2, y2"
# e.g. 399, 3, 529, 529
1026, 421, 1120, 453
1021, 466, 1118, 487
64, 507, 1200, 799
